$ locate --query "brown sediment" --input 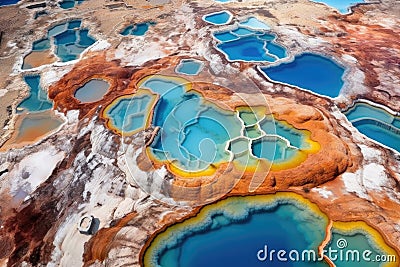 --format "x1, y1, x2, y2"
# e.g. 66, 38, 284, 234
314, 7, 400, 111
82, 212, 137, 267
48, 53, 136, 119
22, 50, 57, 69
0, 110, 64, 152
